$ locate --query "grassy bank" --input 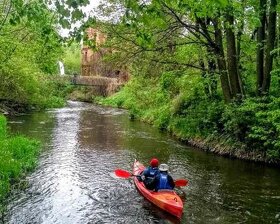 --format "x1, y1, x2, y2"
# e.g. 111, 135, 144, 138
97, 74, 280, 165
0, 76, 75, 115
0, 115, 40, 216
